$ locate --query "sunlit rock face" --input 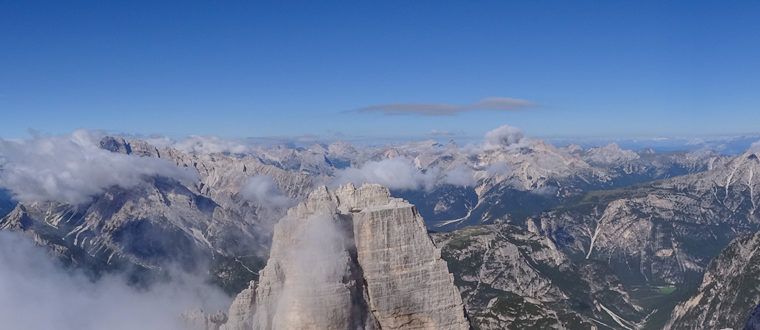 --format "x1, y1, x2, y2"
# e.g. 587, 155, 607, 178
0, 136, 314, 294
219, 281, 256, 330
529, 149, 760, 286
220, 183, 470, 330
346, 185, 469, 329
